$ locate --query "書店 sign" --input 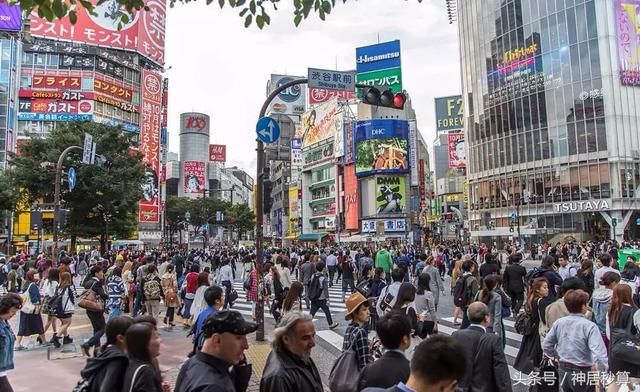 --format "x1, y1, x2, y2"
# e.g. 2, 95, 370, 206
553, 199, 611, 213
361, 219, 406, 233
308, 68, 356, 92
